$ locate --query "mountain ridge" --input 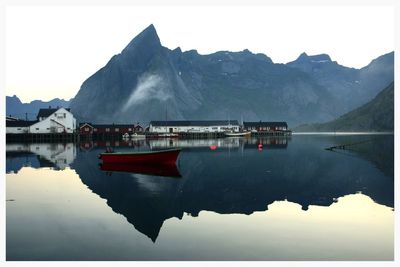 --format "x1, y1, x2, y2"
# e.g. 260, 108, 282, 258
294, 82, 394, 132
32, 24, 394, 127
6, 95, 72, 120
